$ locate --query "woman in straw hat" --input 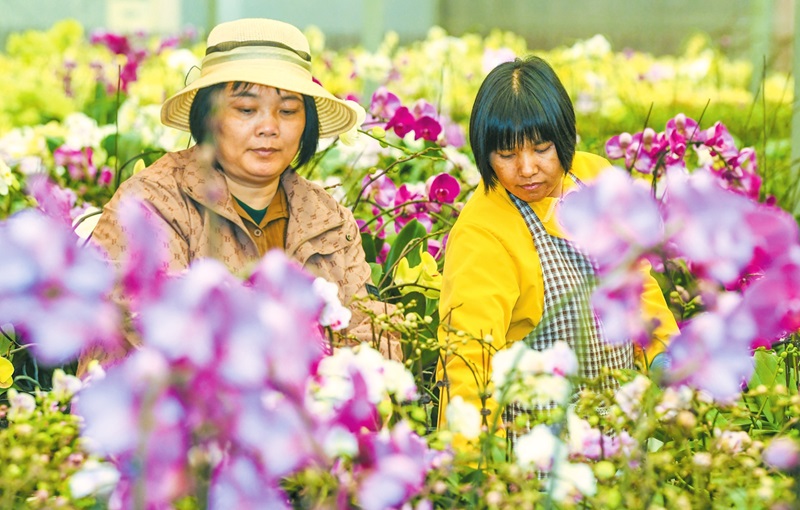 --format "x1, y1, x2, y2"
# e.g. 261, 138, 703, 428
80, 18, 398, 373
